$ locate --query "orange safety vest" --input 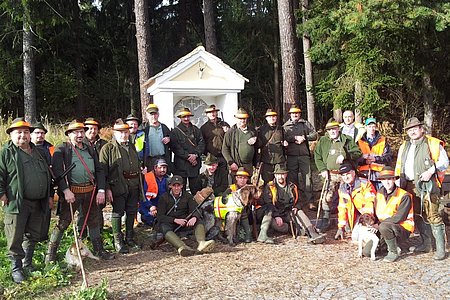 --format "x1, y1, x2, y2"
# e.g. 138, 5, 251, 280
375, 188, 414, 233
214, 184, 242, 220
358, 136, 386, 172
267, 181, 298, 206
49, 145, 55, 156
337, 179, 375, 229
395, 135, 446, 187
143, 171, 158, 200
